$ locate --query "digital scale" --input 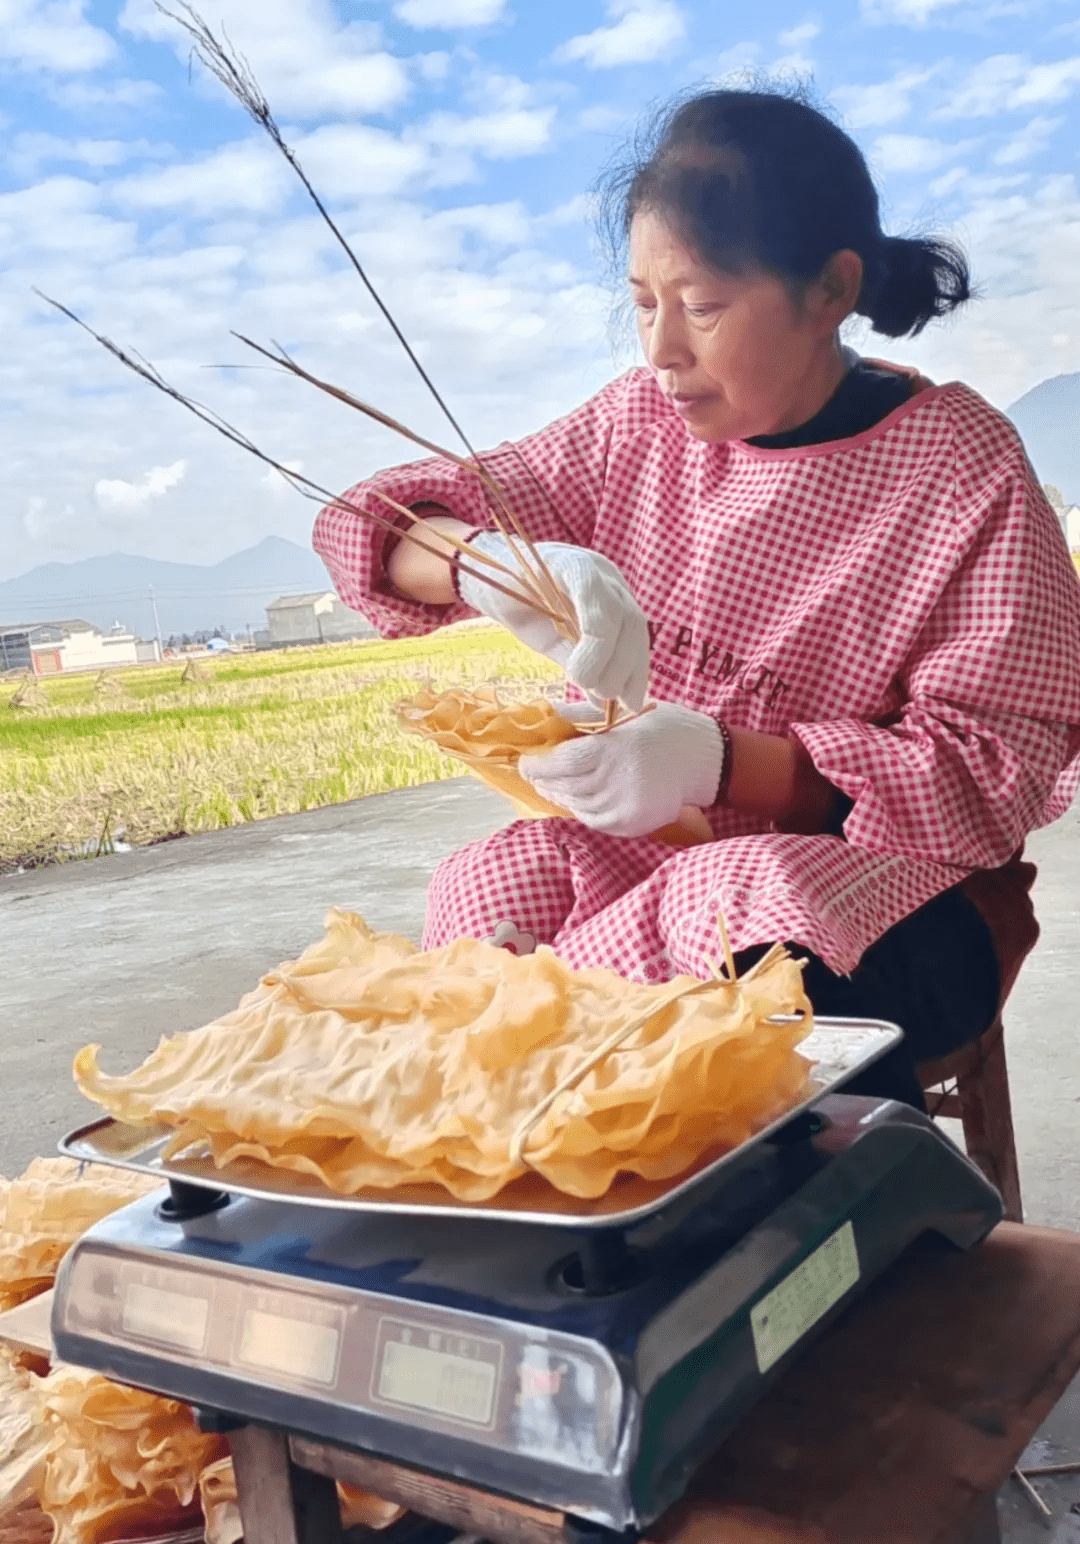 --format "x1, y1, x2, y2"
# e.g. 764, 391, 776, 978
52, 1019, 1004, 1540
